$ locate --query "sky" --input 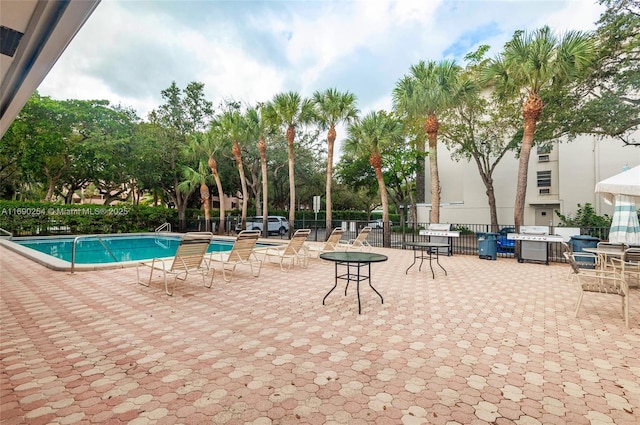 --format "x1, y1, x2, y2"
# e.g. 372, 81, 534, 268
38, 0, 606, 121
